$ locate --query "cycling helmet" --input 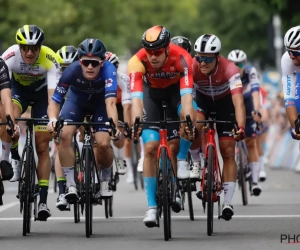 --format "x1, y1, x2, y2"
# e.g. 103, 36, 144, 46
56, 46, 78, 64
284, 26, 300, 49
78, 38, 106, 59
105, 52, 119, 68
171, 36, 192, 53
227, 49, 247, 62
16, 25, 44, 45
194, 34, 221, 53
142, 25, 170, 50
